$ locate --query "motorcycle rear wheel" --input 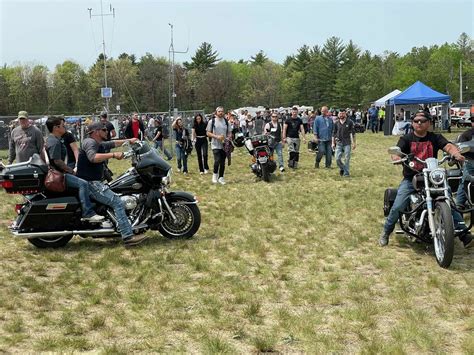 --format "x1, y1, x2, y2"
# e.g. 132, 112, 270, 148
27, 236, 73, 248
261, 163, 271, 182
433, 201, 454, 268
158, 199, 201, 239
